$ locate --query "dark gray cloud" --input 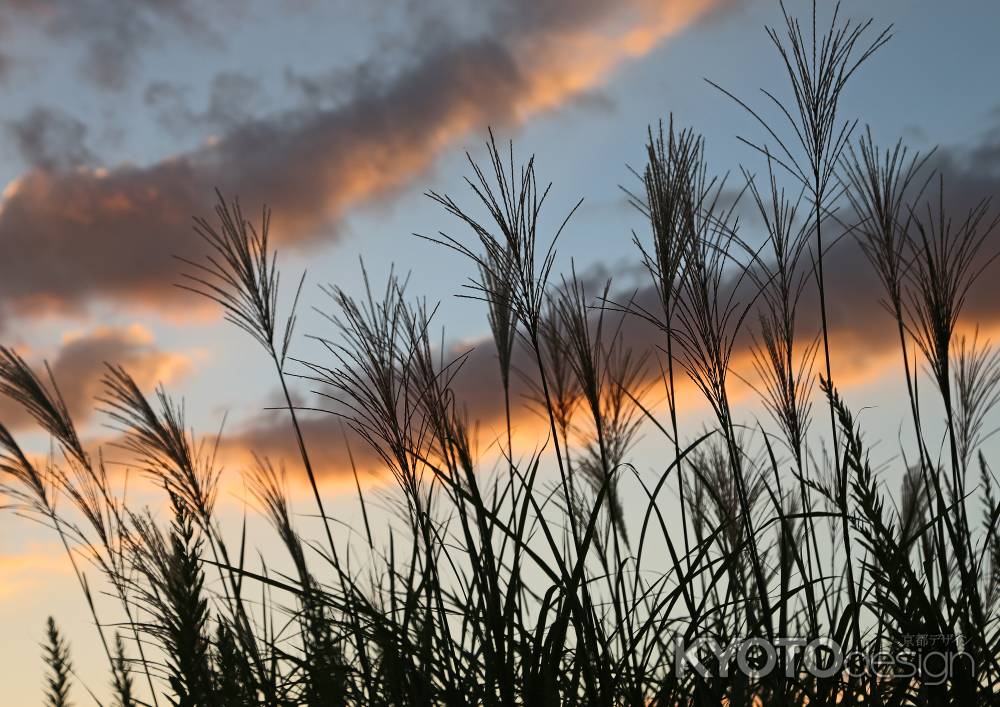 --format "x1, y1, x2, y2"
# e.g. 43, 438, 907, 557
0, 0, 732, 322
6, 106, 95, 170
2, 0, 207, 91
145, 72, 263, 137
0, 38, 524, 320
0, 51, 11, 83
283, 62, 386, 111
